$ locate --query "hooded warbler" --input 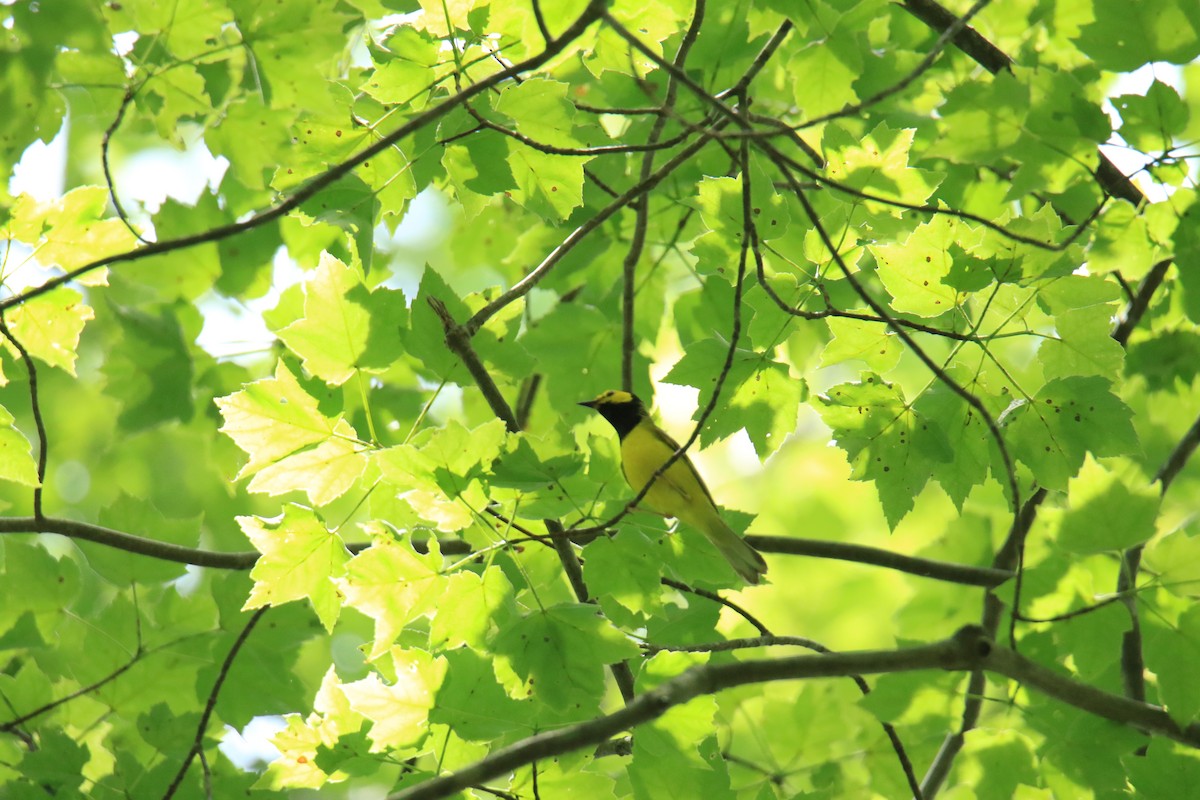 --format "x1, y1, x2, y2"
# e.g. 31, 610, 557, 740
580, 390, 768, 584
